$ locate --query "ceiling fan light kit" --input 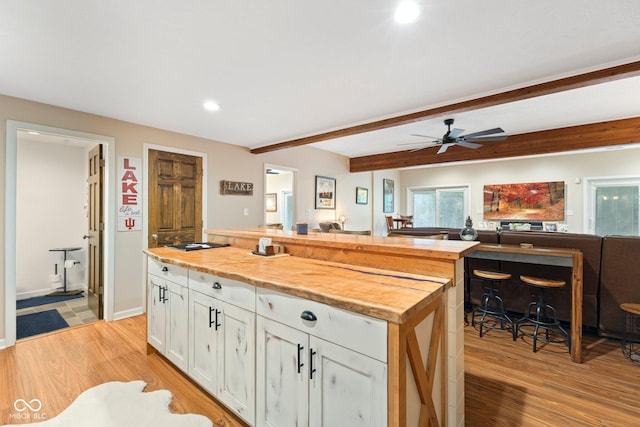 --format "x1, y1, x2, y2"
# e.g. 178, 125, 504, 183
405, 118, 507, 154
